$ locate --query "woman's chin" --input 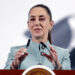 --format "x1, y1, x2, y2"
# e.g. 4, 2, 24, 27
34, 35, 43, 39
